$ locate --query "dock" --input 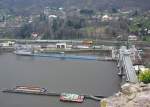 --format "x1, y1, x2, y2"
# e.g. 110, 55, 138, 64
2, 89, 105, 101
